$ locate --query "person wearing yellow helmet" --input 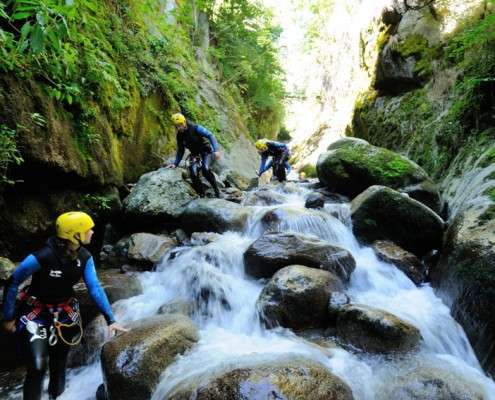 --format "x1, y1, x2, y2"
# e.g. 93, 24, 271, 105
255, 139, 291, 183
166, 113, 222, 198
299, 171, 307, 181
2, 211, 129, 400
